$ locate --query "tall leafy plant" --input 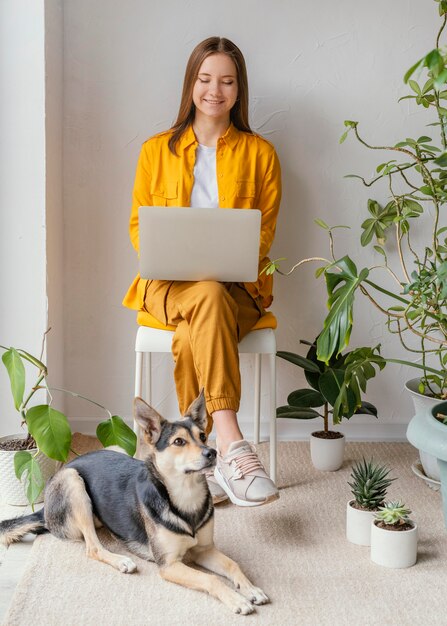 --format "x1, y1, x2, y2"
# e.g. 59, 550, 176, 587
1, 342, 137, 504
268, 0, 447, 399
